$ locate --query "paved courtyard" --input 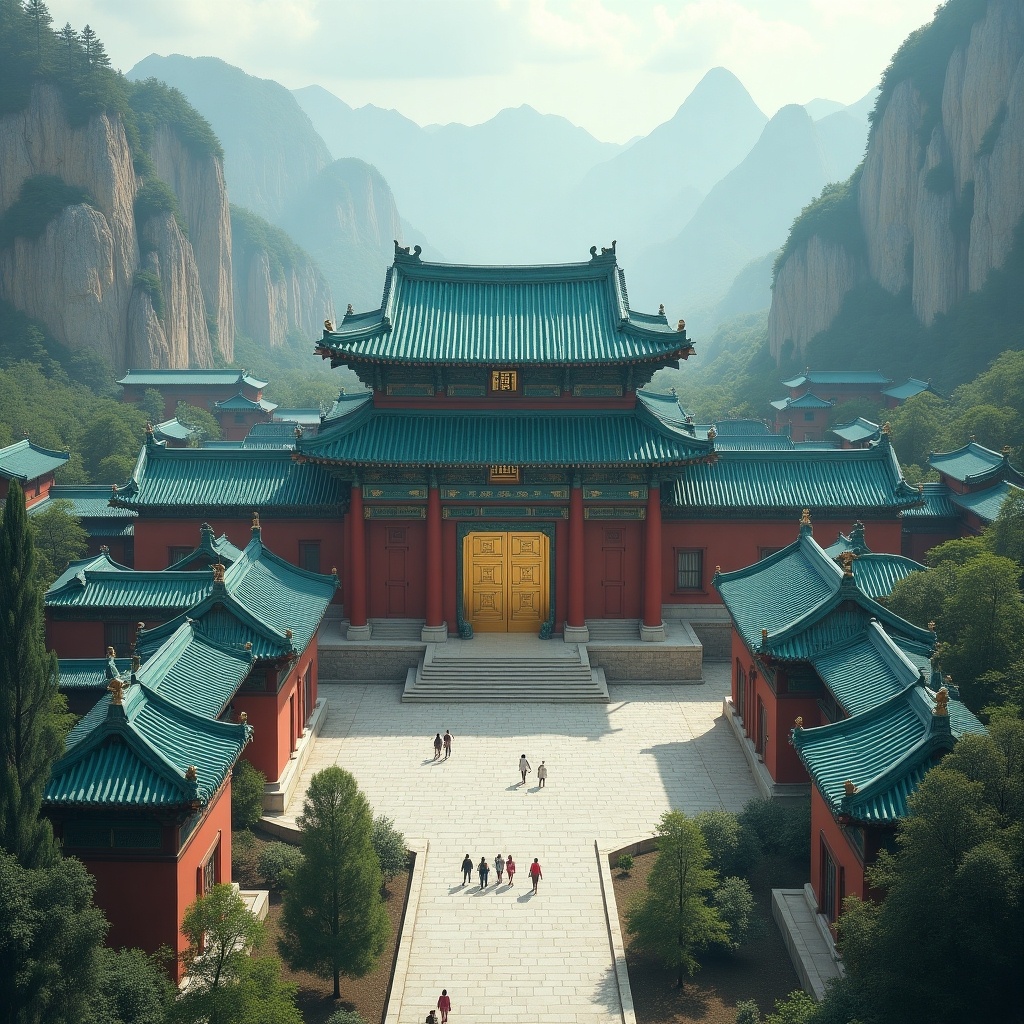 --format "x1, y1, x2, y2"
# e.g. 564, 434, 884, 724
281, 664, 759, 1024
